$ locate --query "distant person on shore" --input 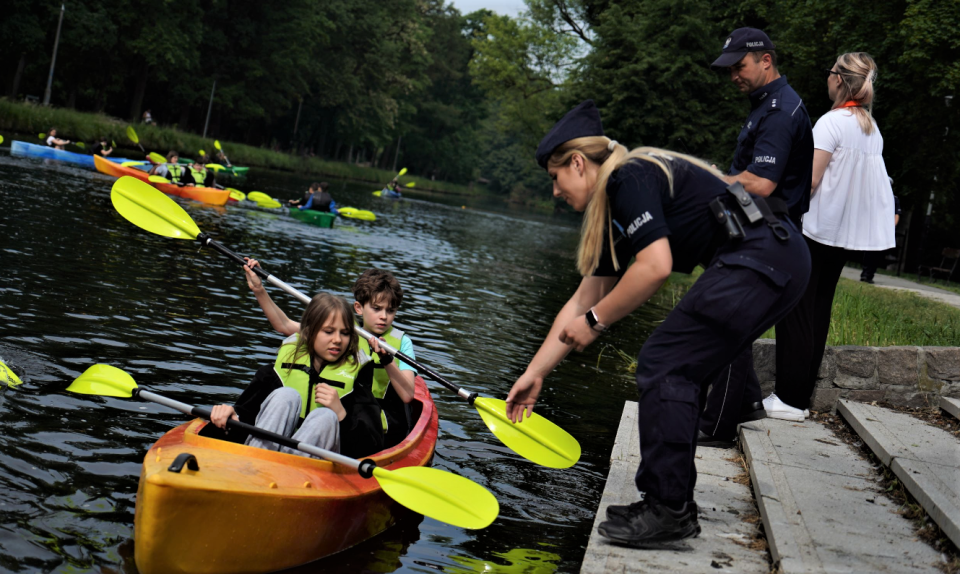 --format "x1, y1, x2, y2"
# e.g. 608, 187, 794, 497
142, 109, 155, 125
150, 151, 186, 184
861, 179, 900, 283
92, 137, 113, 157
45, 128, 70, 150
